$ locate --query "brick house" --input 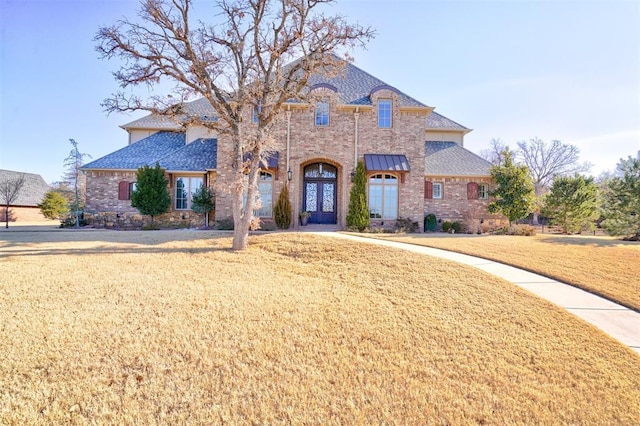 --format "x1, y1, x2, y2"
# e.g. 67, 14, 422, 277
0, 169, 51, 222
83, 60, 501, 230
